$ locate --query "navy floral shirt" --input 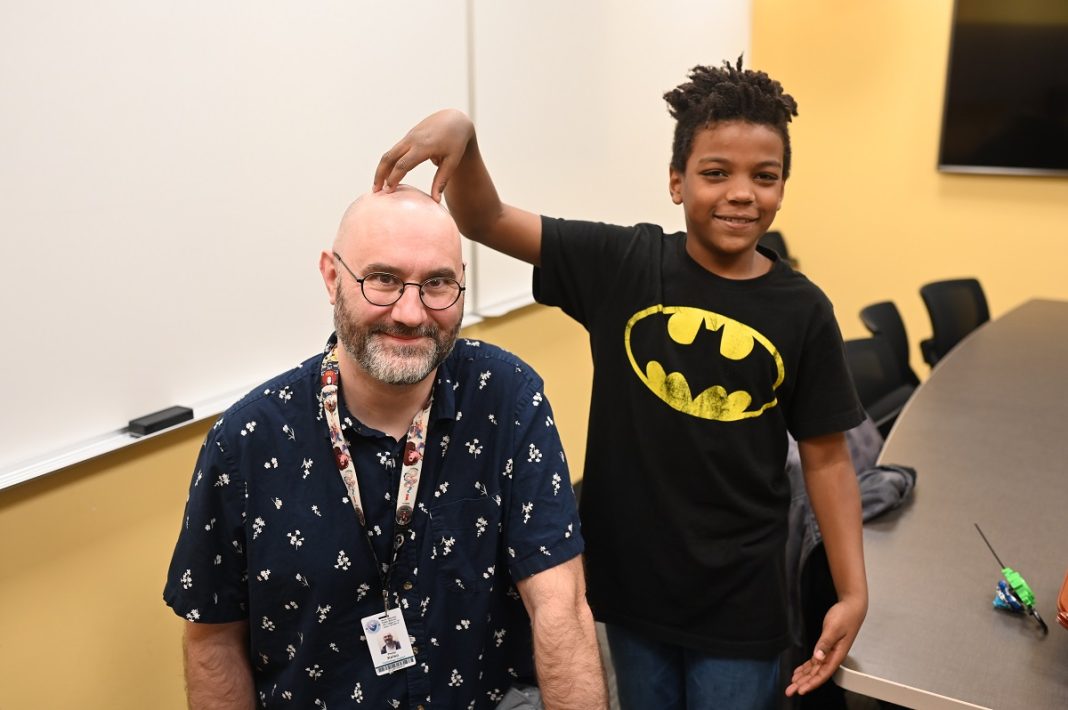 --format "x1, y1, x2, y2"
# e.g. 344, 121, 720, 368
164, 336, 584, 709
